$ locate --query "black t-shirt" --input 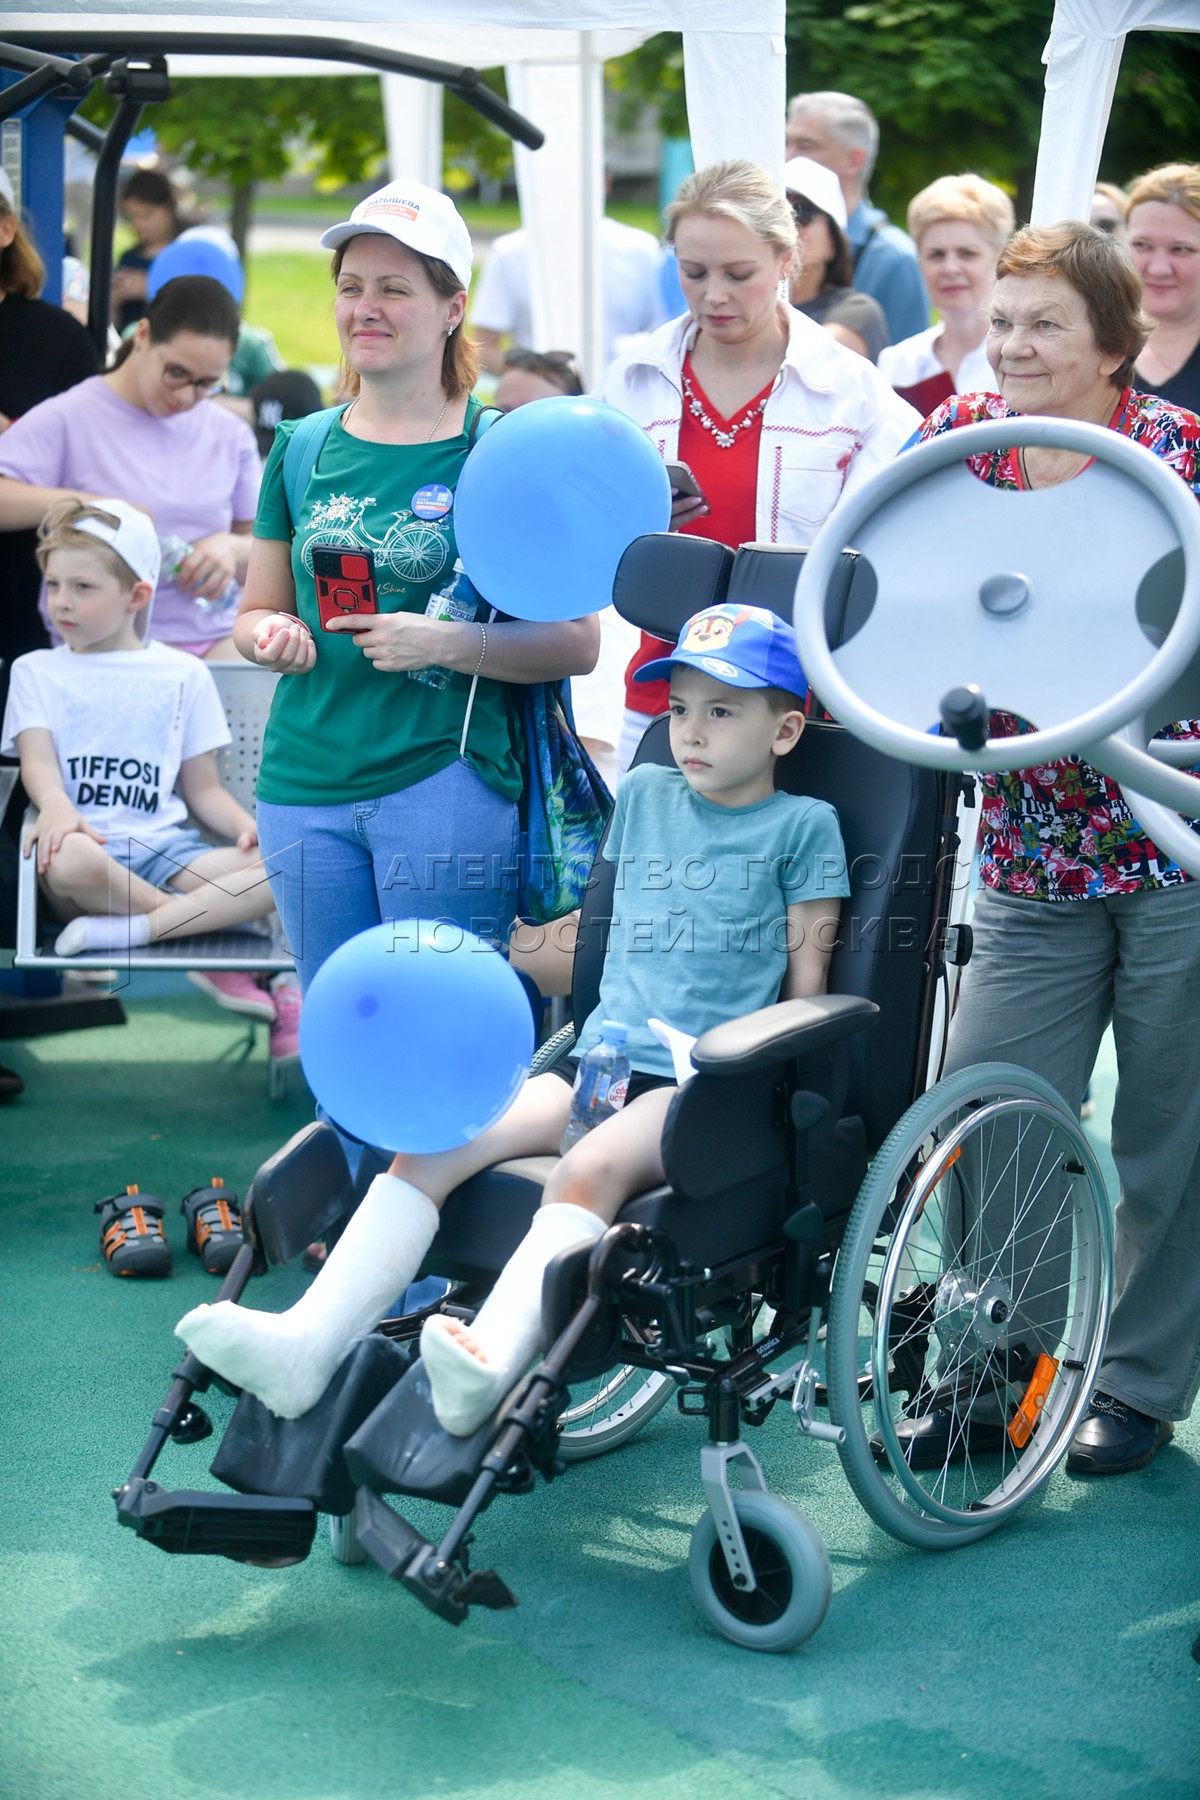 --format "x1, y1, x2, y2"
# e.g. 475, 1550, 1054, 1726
1134, 337, 1200, 417
0, 295, 101, 701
